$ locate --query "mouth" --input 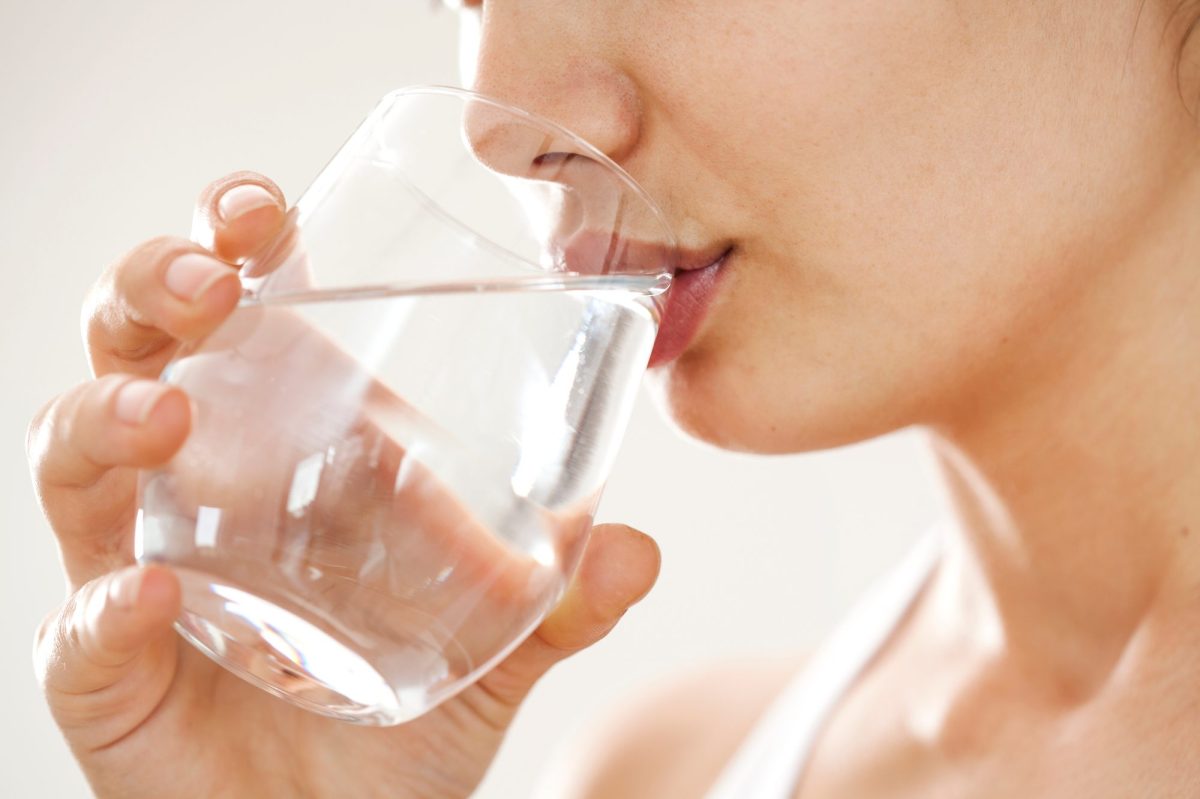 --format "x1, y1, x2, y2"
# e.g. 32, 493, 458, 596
647, 245, 732, 369
549, 230, 732, 368
550, 227, 730, 274
672, 244, 733, 273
